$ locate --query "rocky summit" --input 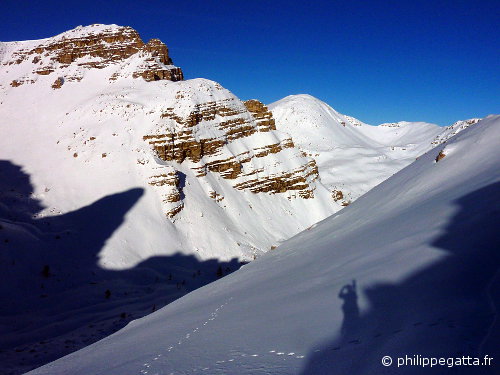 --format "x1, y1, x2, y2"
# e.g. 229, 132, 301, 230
2, 24, 183, 88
